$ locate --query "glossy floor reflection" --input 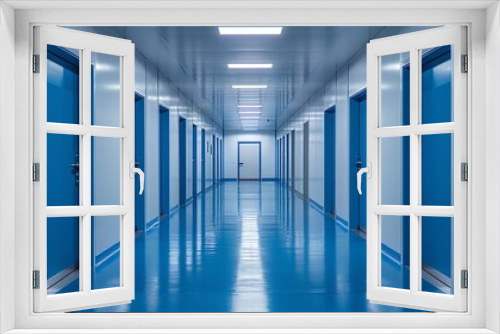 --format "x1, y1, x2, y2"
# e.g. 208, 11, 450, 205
82, 181, 421, 312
